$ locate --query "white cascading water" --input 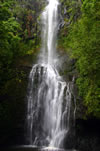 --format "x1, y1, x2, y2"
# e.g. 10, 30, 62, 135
39, 0, 59, 64
27, 0, 76, 148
